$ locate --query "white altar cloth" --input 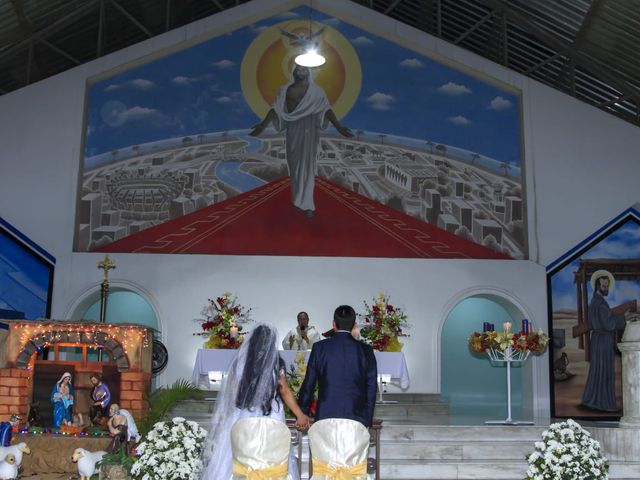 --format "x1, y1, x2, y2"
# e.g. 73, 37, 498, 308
191, 349, 410, 389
